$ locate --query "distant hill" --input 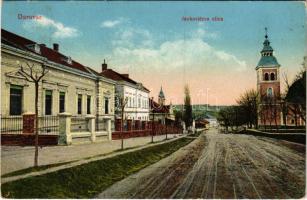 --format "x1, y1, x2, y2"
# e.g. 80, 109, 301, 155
173, 104, 230, 119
